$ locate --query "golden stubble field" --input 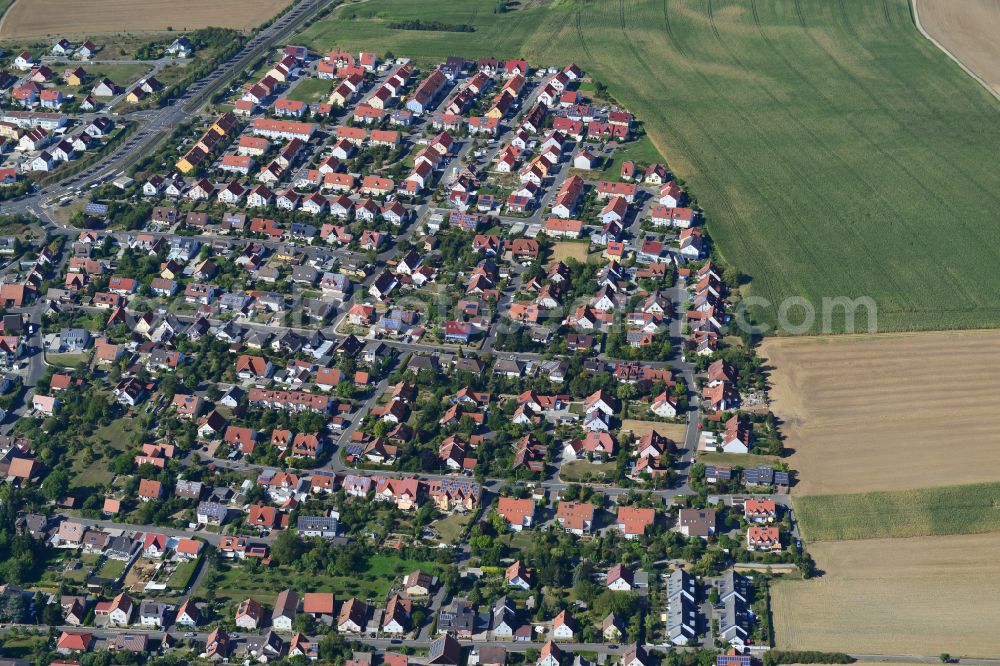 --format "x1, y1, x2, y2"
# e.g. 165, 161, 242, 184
0, 0, 291, 36
760, 329, 1000, 496
772, 533, 1000, 656
916, 0, 1000, 95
